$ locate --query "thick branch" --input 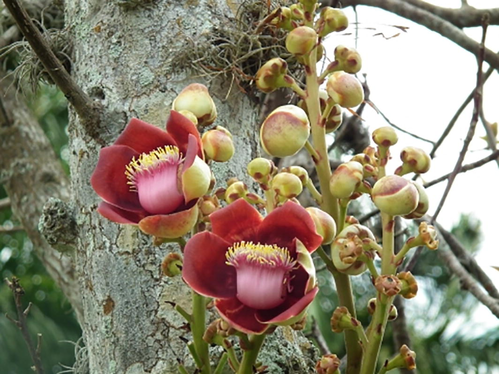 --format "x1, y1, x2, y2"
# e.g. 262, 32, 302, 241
337, 0, 499, 71
2, 0, 102, 140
